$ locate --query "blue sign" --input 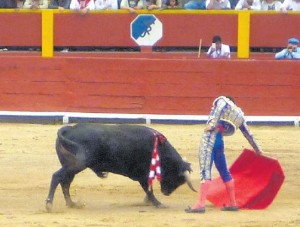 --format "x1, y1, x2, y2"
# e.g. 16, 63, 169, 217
130, 14, 163, 46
